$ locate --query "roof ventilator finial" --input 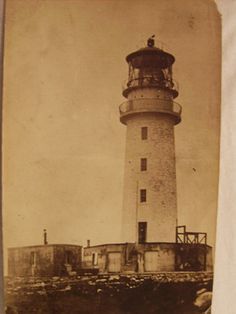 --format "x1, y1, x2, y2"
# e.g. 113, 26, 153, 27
43, 229, 48, 245
147, 35, 155, 47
